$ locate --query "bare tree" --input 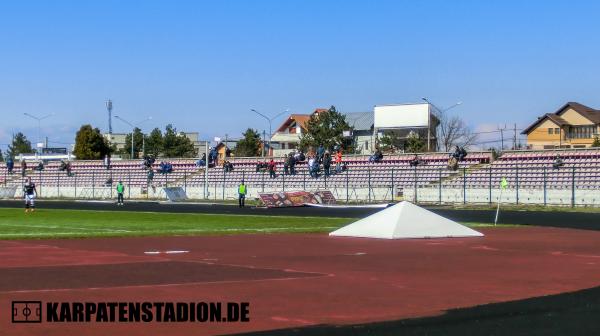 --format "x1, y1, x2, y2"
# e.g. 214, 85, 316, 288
437, 113, 478, 152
